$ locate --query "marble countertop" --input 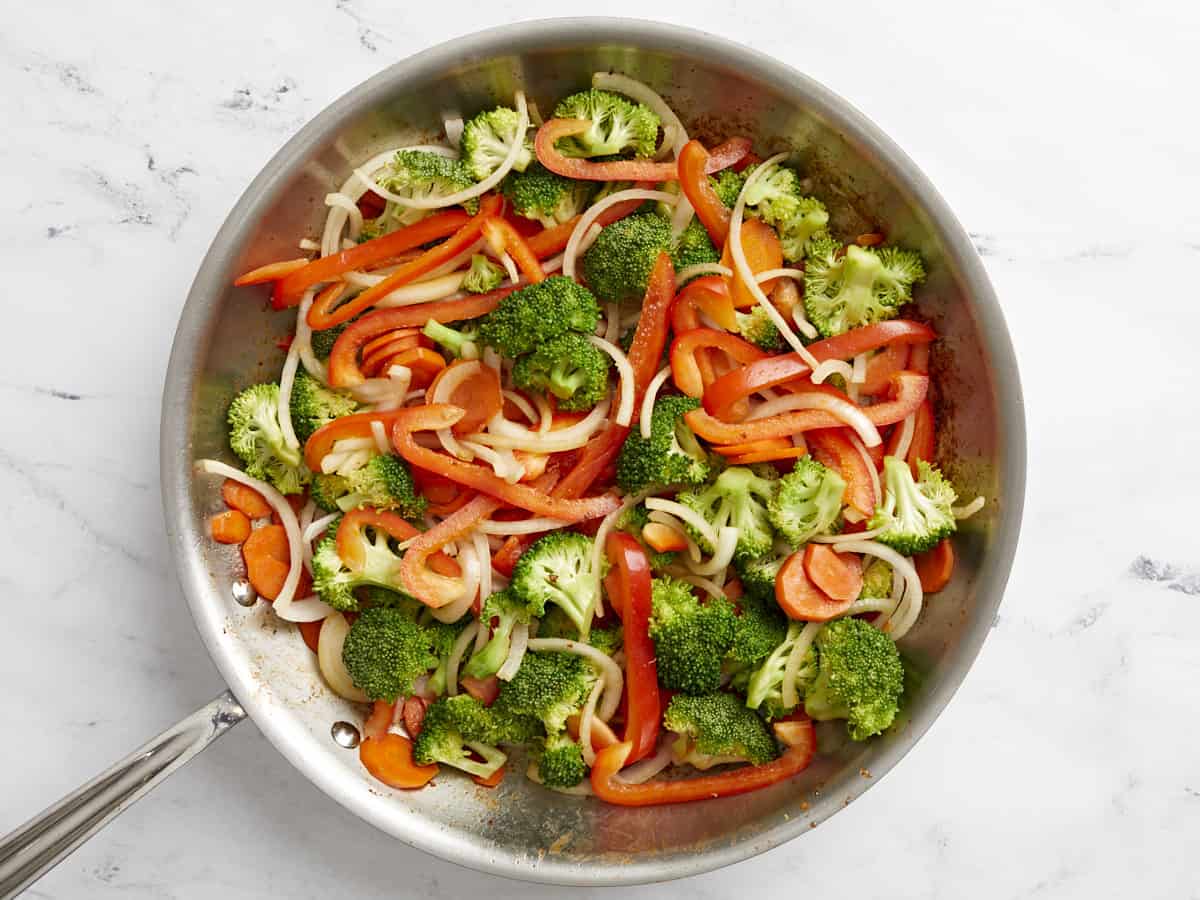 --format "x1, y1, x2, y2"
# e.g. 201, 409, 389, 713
3, 2, 1198, 897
